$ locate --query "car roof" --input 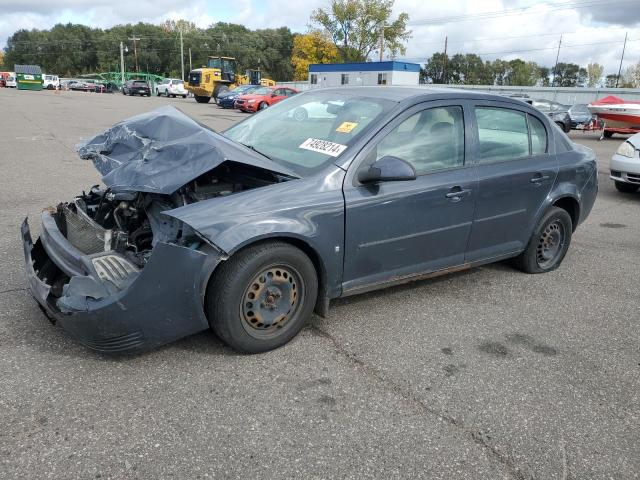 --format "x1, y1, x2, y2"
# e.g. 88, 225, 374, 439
304, 86, 535, 106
